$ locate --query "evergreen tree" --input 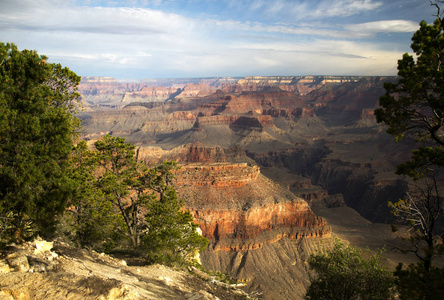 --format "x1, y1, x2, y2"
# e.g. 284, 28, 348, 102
142, 184, 208, 266
94, 135, 147, 248
92, 135, 207, 263
374, 3, 444, 297
394, 262, 444, 300
0, 42, 80, 239
65, 141, 120, 248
